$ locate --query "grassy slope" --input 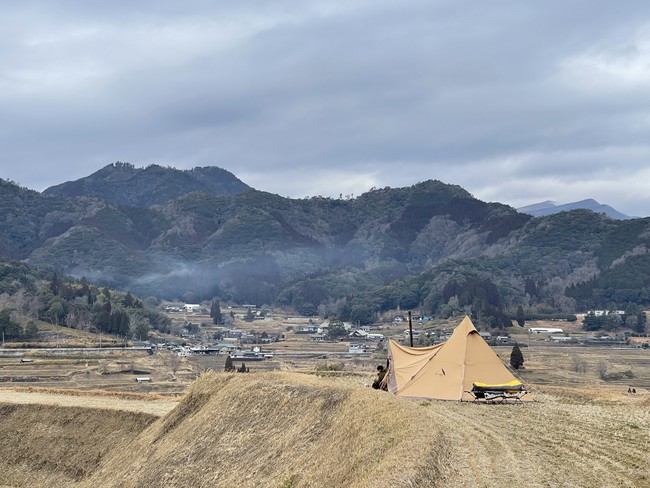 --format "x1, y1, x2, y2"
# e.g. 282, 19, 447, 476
1, 372, 648, 487
82, 372, 454, 488
0, 403, 157, 488
83, 372, 650, 488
